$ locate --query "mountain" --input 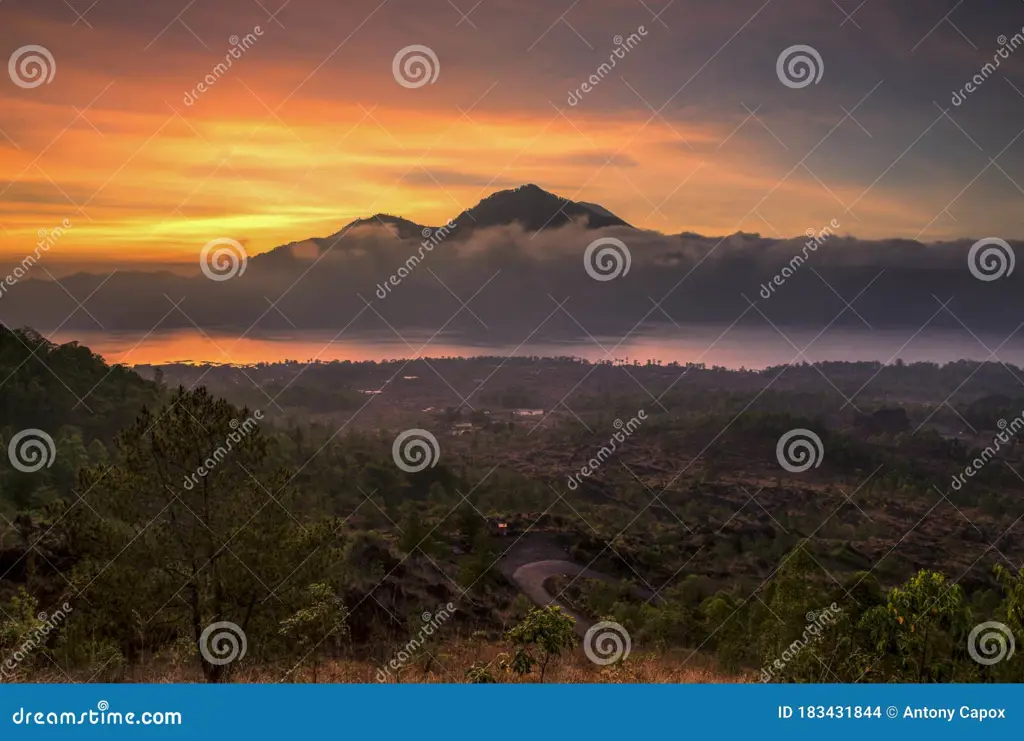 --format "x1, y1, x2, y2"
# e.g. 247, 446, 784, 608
257, 214, 433, 266
256, 184, 630, 263
575, 201, 620, 220
0, 326, 161, 443
332, 214, 432, 240
326, 185, 629, 247
450, 184, 631, 233
3, 181, 1021, 337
